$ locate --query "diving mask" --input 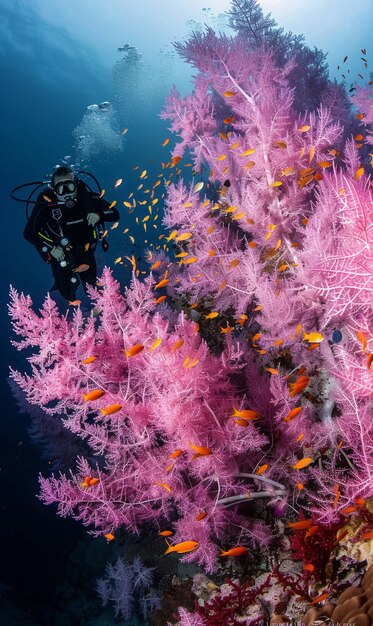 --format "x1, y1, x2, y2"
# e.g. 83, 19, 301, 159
54, 180, 77, 196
